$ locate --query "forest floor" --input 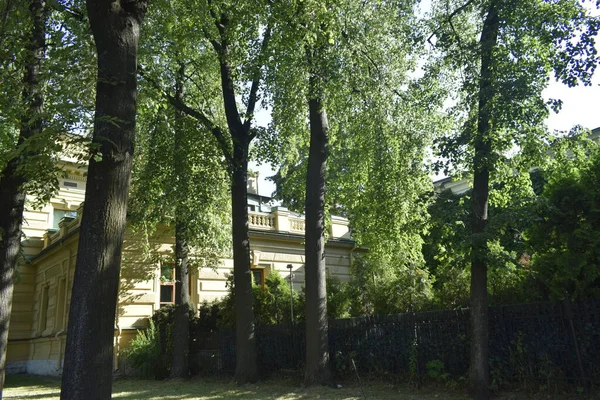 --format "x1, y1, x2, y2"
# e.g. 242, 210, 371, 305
3, 374, 596, 399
